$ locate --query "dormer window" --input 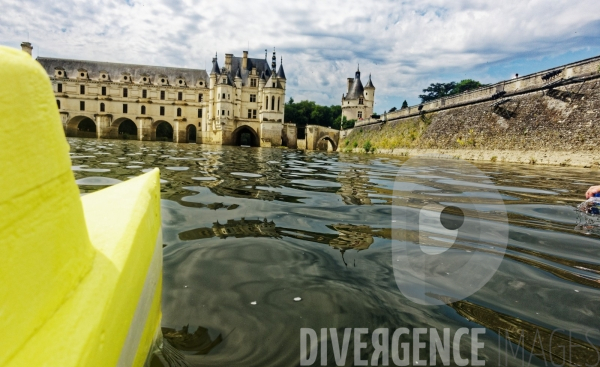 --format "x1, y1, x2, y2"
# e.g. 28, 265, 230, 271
222, 78, 226, 84
139, 74, 151, 84
250, 79, 257, 87
77, 69, 88, 79
54, 67, 66, 78
359, 97, 364, 105
99, 71, 110, 81
176, 77, 186, 86
158, 75, 169, 86
121, 73, 132, 83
